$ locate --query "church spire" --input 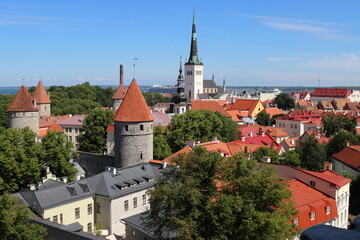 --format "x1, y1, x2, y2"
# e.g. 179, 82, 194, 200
187, 11, 202, 65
